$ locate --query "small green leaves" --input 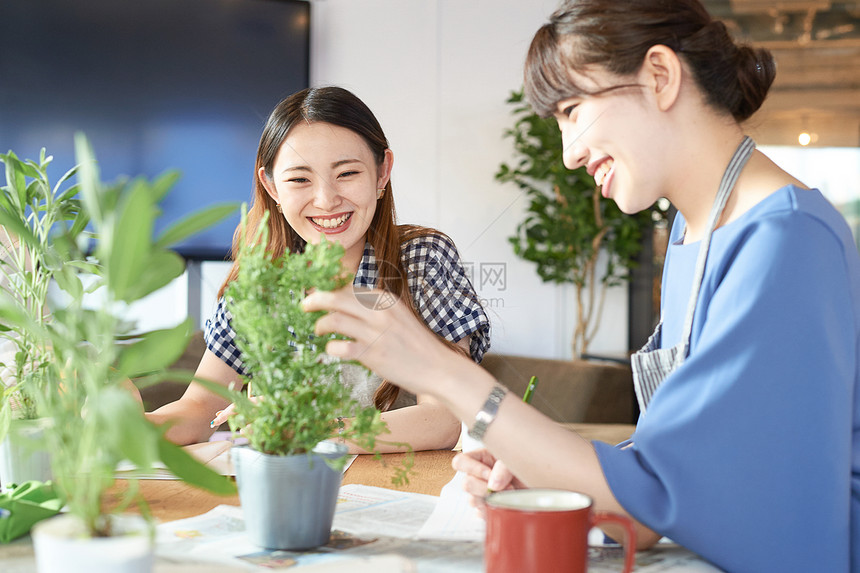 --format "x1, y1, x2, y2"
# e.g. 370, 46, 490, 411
223, 207, 383, 457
